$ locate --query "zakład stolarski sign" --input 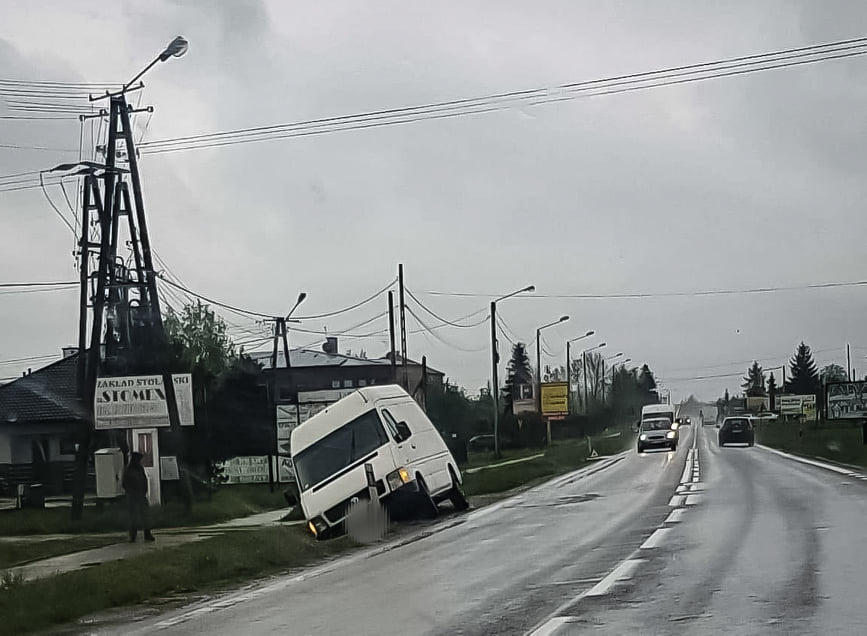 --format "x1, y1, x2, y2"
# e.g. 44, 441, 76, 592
94, 374, 194, 429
